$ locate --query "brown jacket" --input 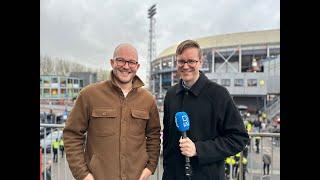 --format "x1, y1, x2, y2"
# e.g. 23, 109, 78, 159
63, 73, 161, 180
